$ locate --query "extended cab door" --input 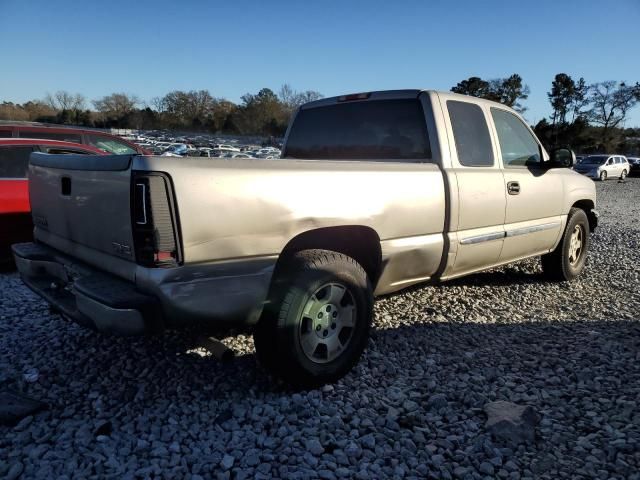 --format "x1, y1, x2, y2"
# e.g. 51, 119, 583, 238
440, 97, 506, 277
489, 107, 564, 262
